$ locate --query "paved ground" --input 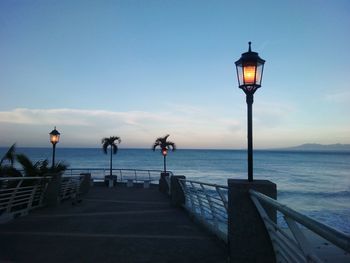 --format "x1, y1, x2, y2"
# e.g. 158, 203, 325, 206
0, 185, 227, 263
